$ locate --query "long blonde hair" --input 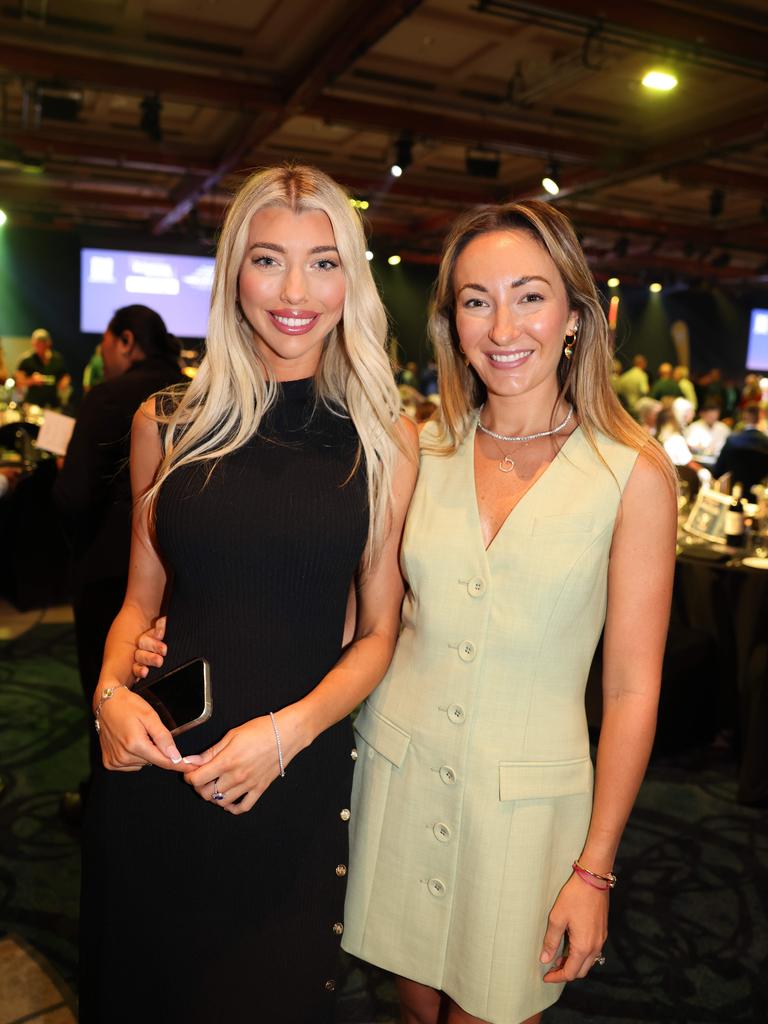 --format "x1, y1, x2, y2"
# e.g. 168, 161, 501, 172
145, 164, 403, 560
428, 200, 676, 489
